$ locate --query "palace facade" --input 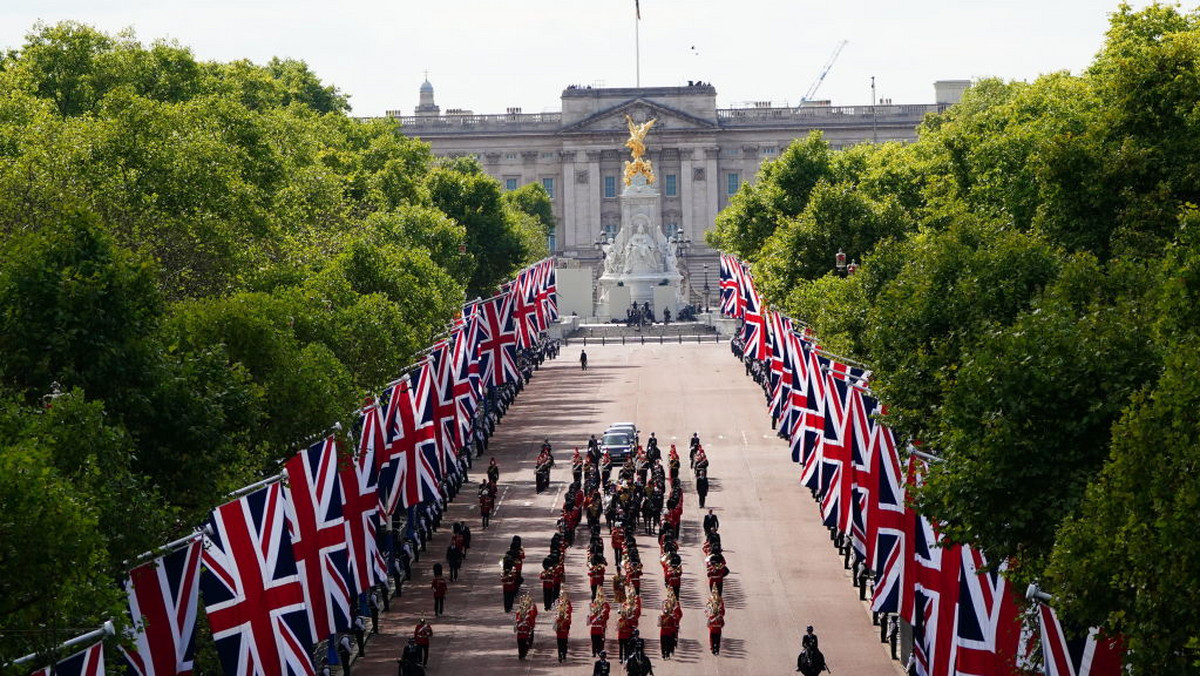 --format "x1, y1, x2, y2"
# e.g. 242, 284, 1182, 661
383, 80, 968, 276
